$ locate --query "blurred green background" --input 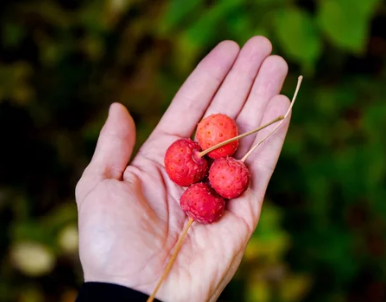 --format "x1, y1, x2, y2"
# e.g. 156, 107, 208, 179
1, 0, 386, 301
